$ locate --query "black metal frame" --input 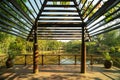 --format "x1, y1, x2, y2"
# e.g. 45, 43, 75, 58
0, 0, 120, 73
0, 0, 119, 40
